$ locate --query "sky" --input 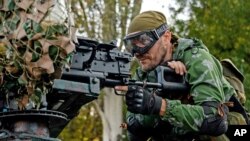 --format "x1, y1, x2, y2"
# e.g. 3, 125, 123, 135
140, 0, 170, 20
